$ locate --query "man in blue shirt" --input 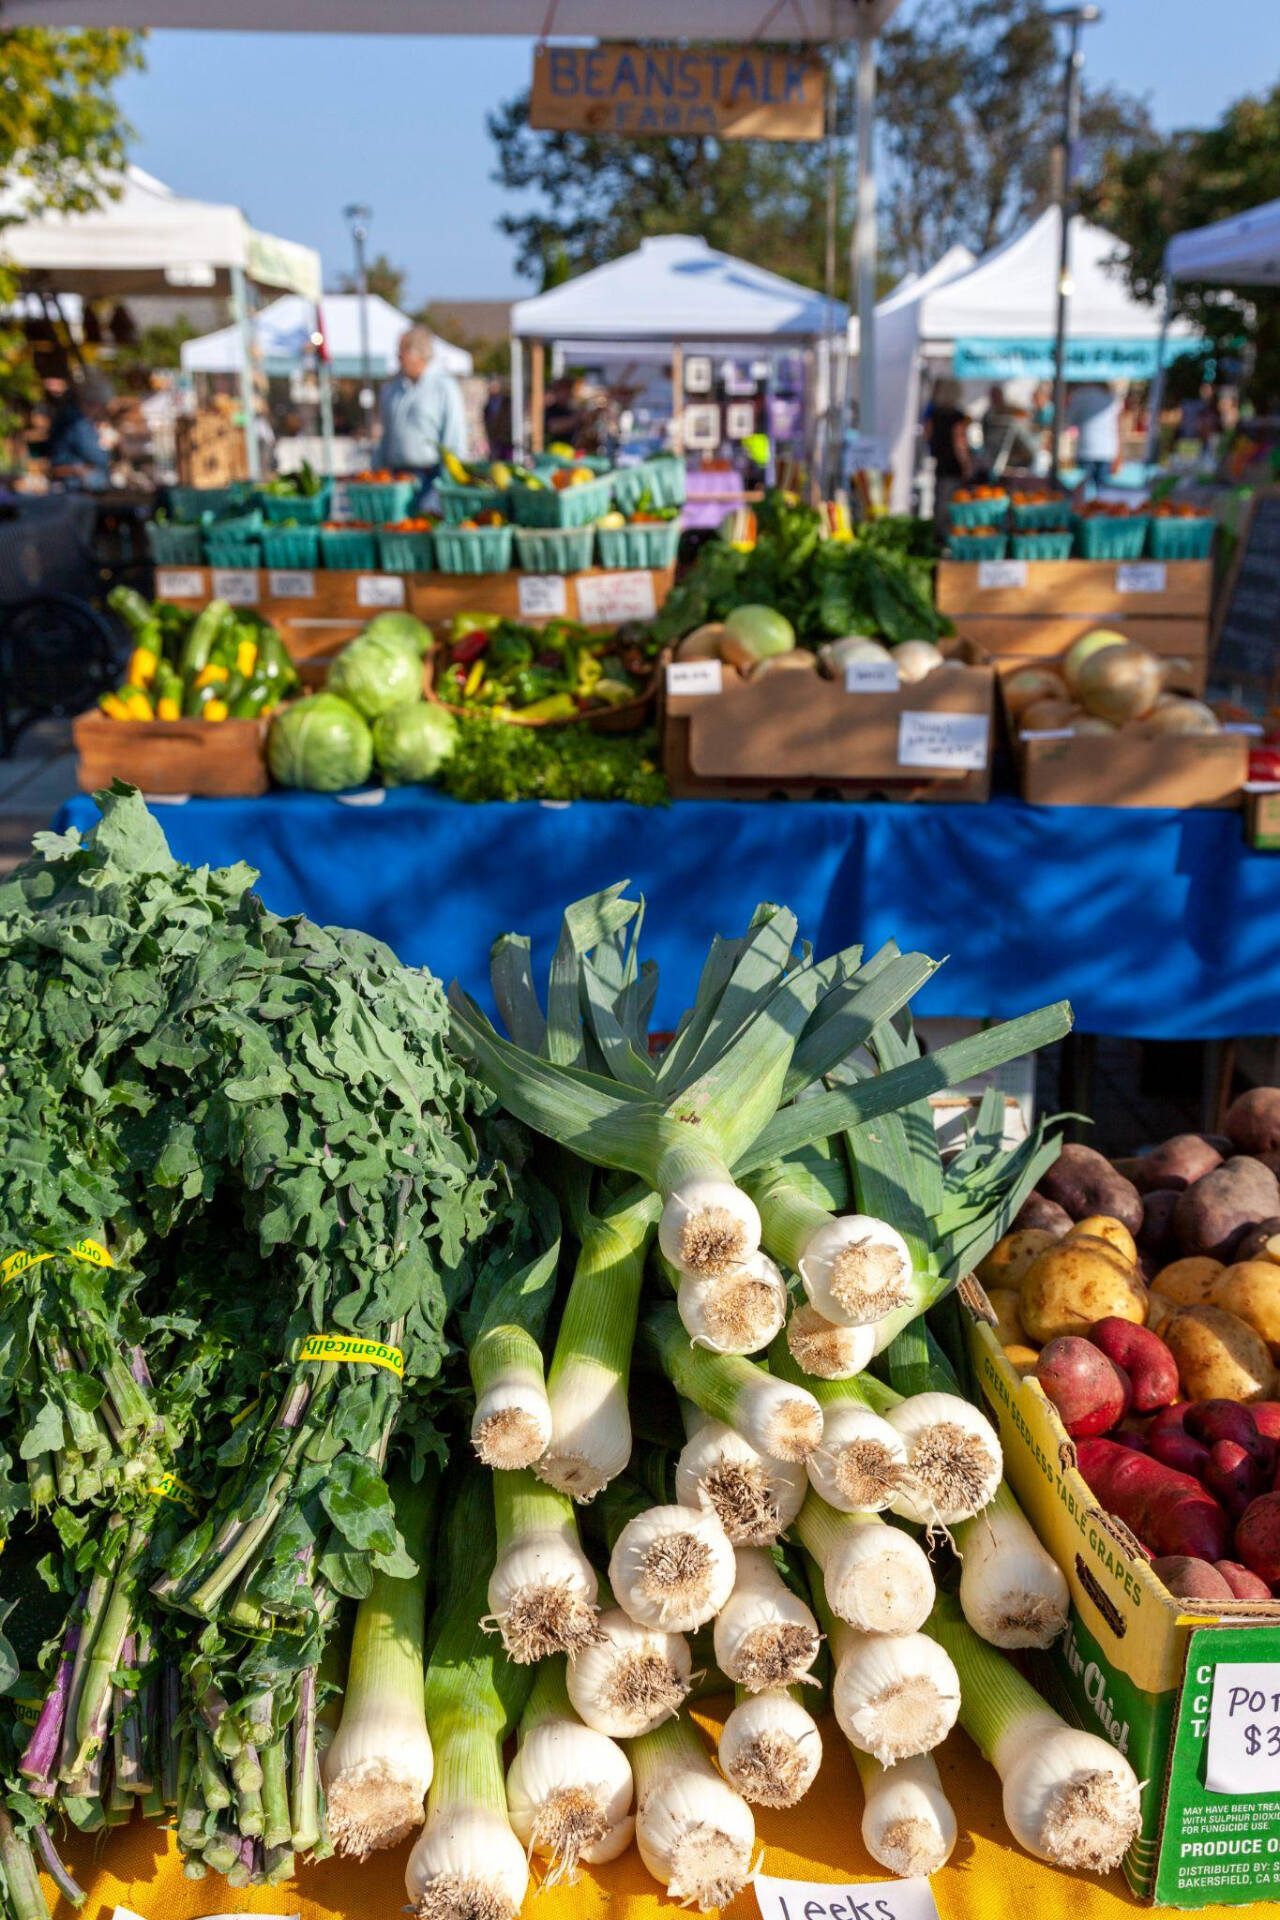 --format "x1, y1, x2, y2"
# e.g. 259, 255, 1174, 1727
378, 328, 467, 502
47, 377, 112, 487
